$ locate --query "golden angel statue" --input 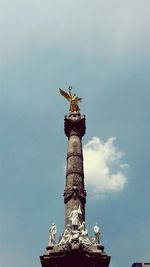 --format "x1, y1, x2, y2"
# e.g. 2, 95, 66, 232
59, 86, 82, 112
